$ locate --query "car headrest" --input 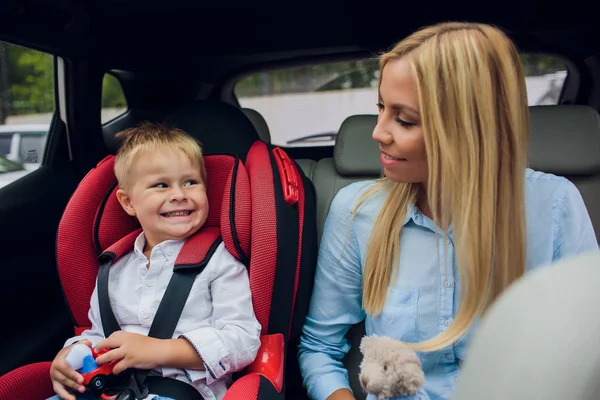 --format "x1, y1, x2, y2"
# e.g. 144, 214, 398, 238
529, 105, 600, 176
334, 106, 600, 179
164, 101, 260, 158
104, 102, 260, 157
333, 114, 381, 177
58, 153, 251, 328
242, 108, 271, 144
